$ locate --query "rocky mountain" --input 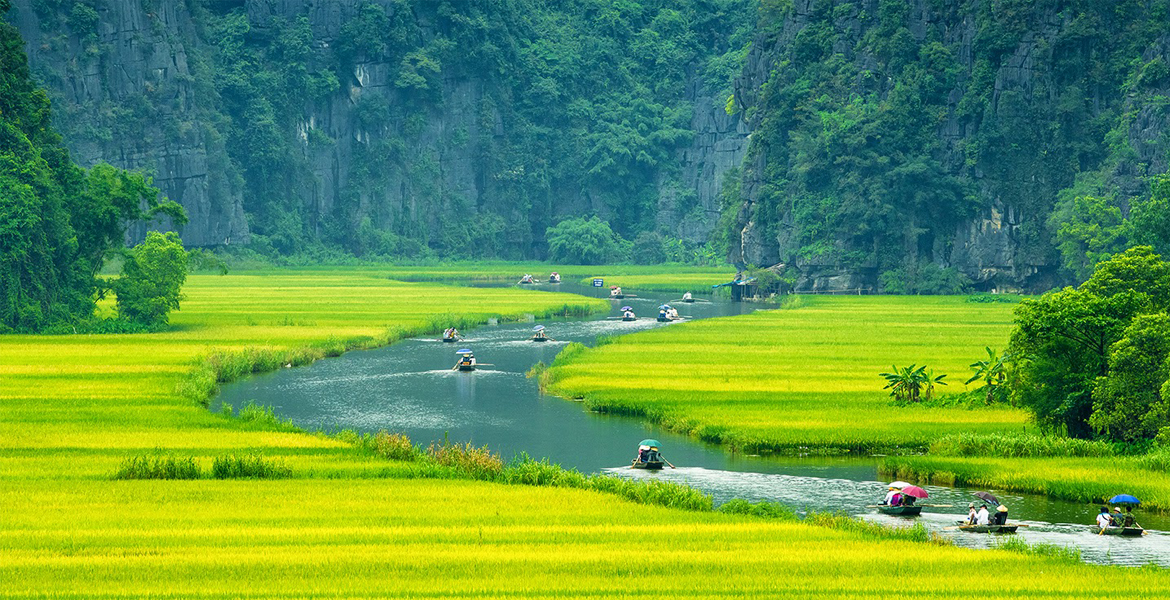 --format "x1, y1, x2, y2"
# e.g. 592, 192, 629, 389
7, 0, 751, 256
728, 0, 1170, 292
